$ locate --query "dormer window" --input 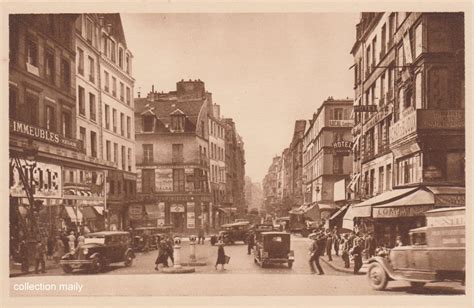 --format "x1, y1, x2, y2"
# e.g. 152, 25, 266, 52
170, 109, 185, 132
143, 115, 155, 132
